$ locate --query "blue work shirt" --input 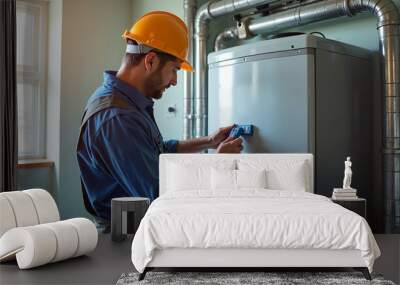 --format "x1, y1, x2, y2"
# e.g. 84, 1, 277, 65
76, 71, 178, 220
